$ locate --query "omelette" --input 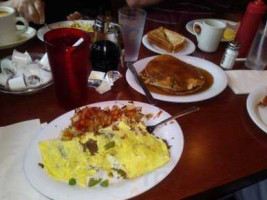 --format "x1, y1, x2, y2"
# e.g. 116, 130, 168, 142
39, 120, 170, 186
